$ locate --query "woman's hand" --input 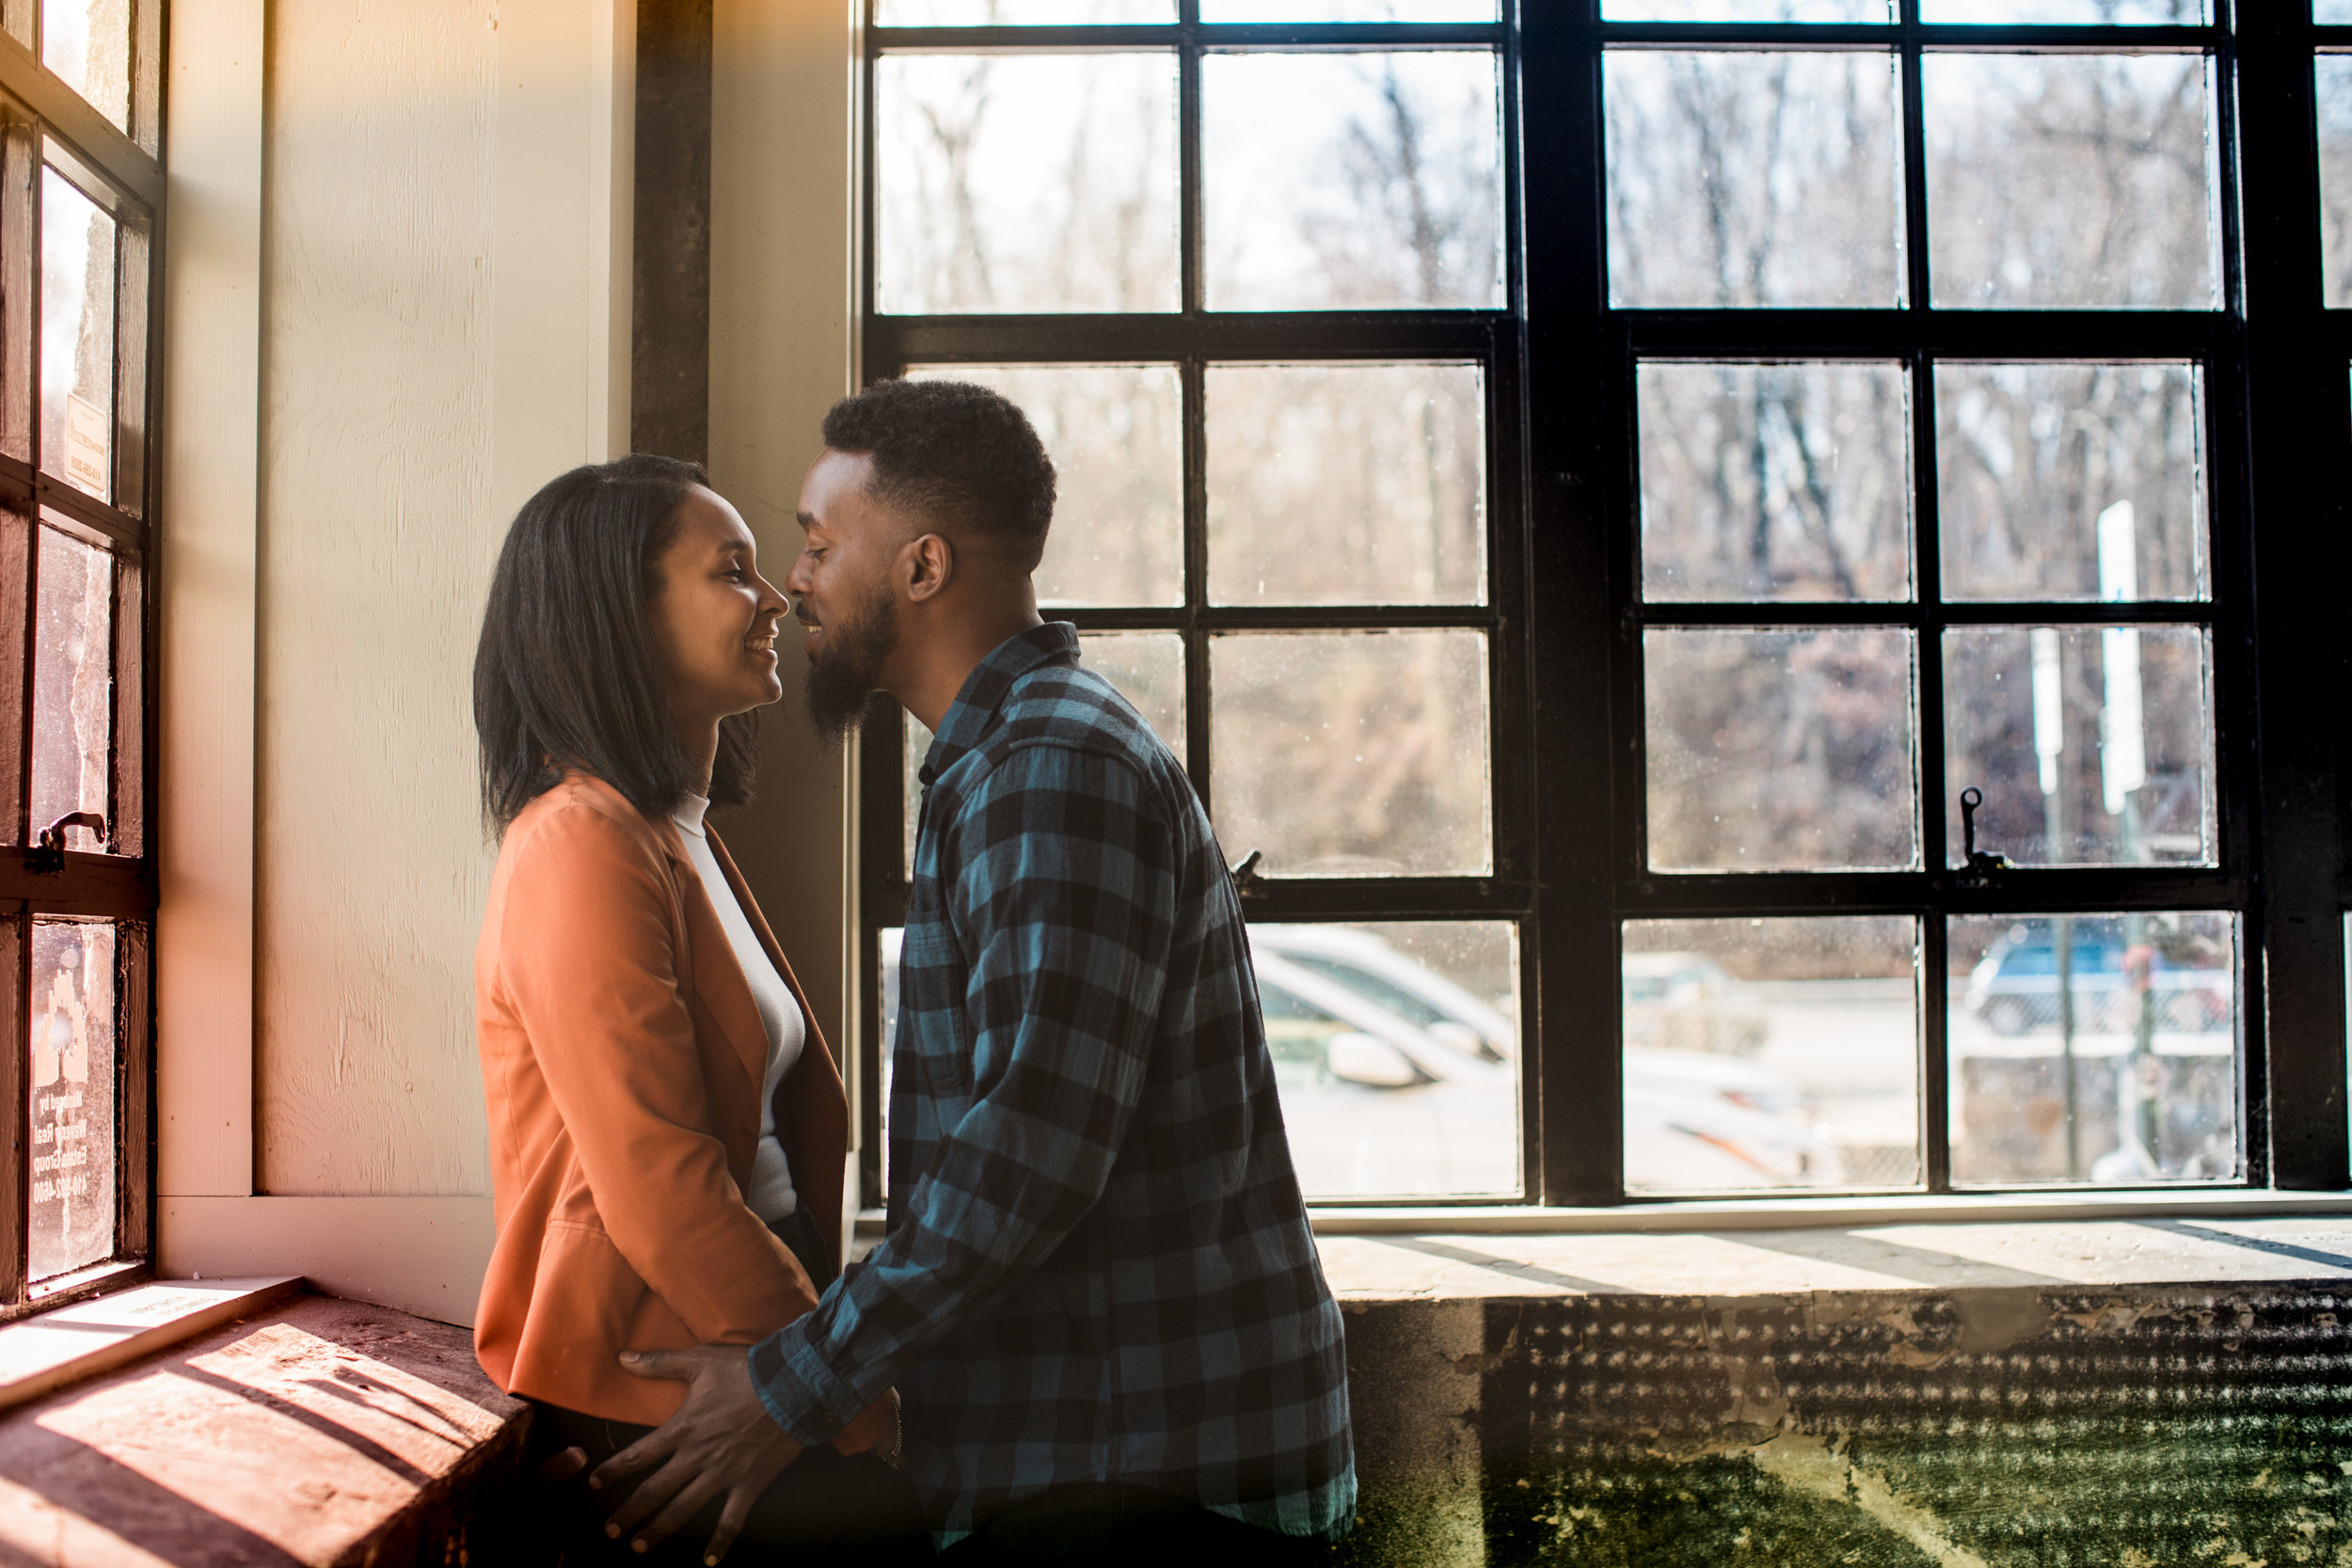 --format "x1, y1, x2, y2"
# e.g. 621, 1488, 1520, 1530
592, 1345, 804, 1563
